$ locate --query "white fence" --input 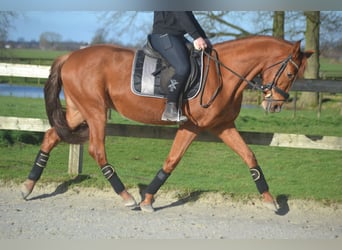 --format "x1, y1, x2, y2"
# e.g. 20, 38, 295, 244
0, 63, 50, 78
